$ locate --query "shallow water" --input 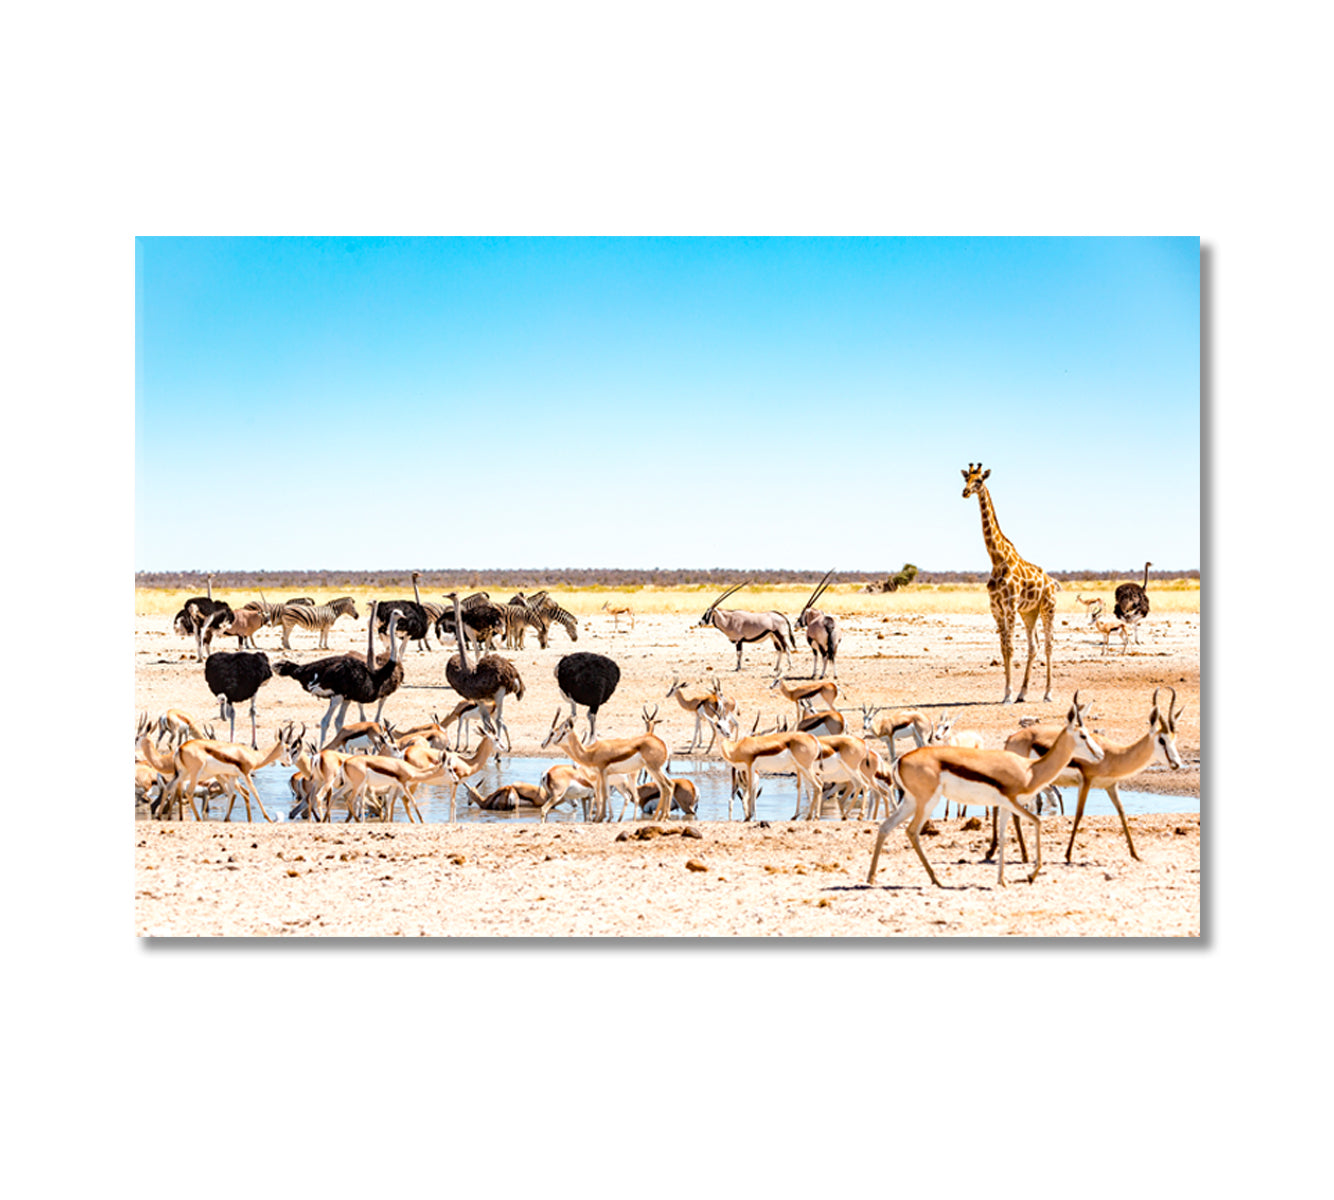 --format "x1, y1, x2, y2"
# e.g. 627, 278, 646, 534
237, 755, 1199, 825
